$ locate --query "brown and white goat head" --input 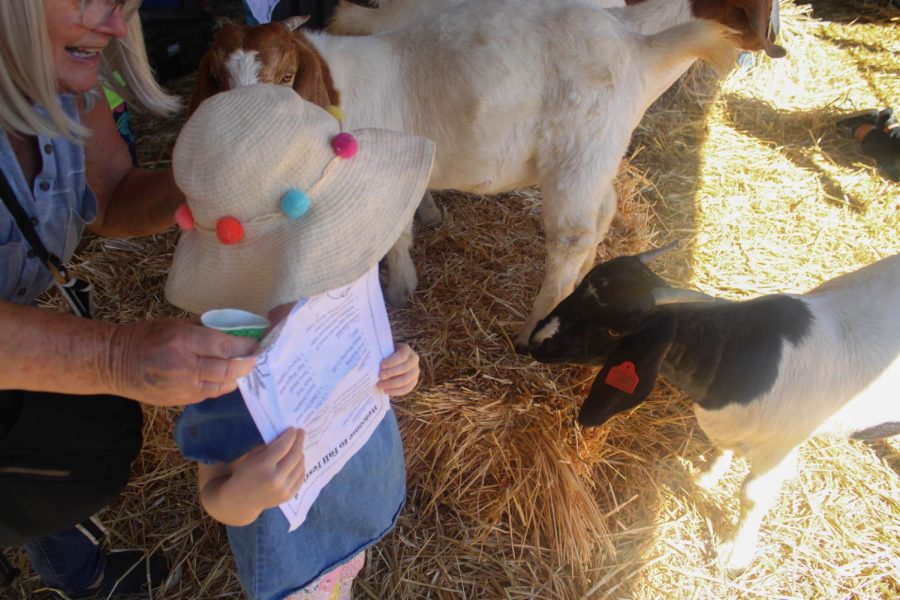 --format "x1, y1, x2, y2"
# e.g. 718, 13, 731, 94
188, 17, 341, 115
